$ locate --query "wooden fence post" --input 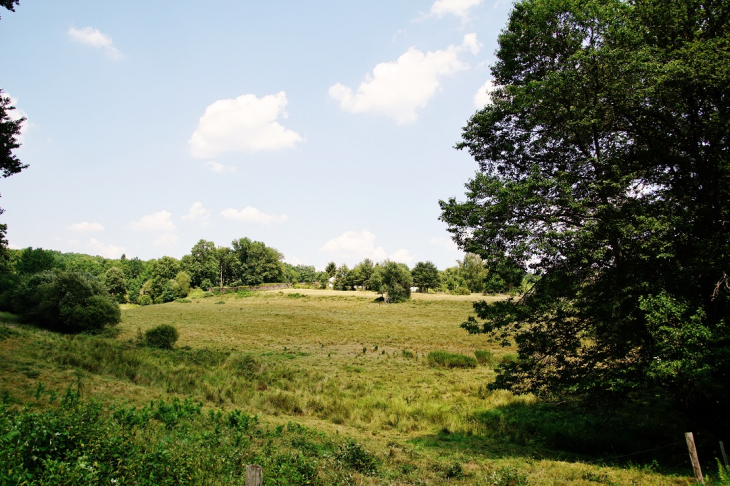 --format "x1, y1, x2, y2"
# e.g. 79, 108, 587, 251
685, 432, 704, 484
721, 441, 728, 468
245, 464, 262, 486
